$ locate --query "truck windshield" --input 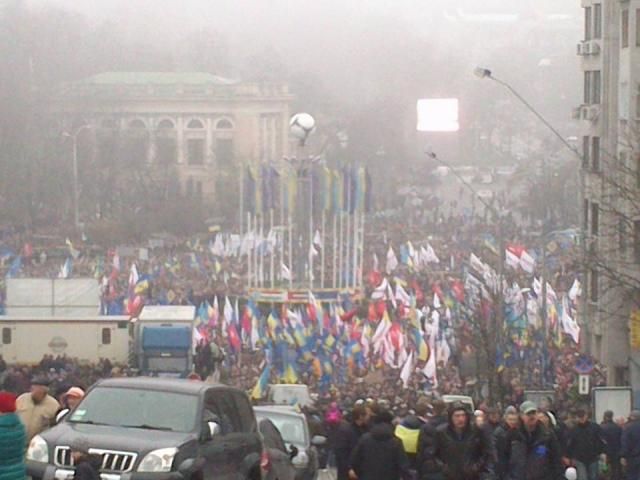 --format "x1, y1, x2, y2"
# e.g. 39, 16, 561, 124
68, 387, 198, 433
147, 356, 188, 373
